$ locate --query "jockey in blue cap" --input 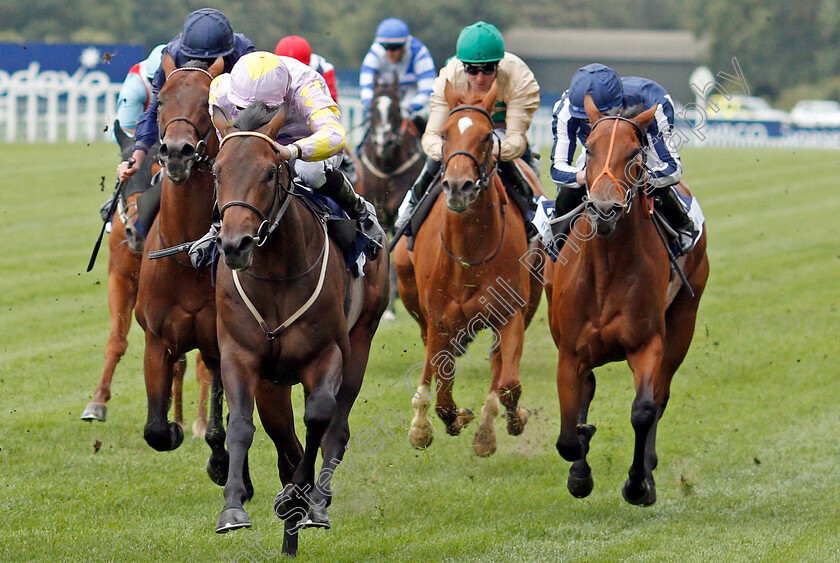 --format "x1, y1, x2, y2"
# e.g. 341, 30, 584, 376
111, 44, 166, 142
359, 17, 436, 132
550, 63, 699, 255
116, 8, 255, 241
